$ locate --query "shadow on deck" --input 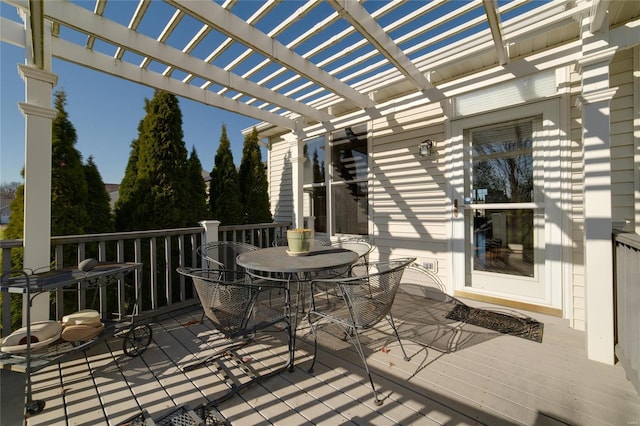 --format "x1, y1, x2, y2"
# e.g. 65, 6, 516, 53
18, 285, 640, 425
